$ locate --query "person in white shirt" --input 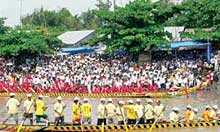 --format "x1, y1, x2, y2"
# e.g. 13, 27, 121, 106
145, 99, 155, 124
154, 100, 165, 123
135, 98, 144, 124
97, 98, 107, 125
189, 108, 198, 122
116, 100, 125, 125
3, 93, 20, 125
106, 98, 116, 124
169, 107, 180, 123
54, 96, 66, 126
23, 94, 34, 125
